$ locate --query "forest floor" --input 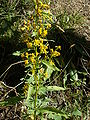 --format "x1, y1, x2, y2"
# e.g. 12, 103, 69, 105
50, 0, 90, 41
